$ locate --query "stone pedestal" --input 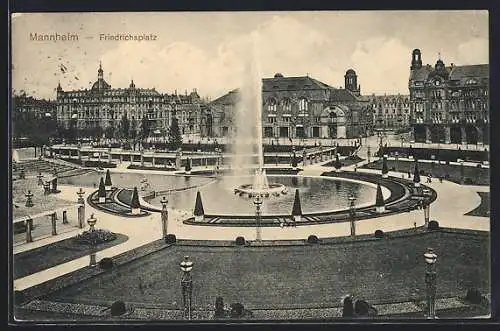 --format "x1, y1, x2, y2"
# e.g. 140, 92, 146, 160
51, 213, 57, 235
424, 204, 430, 227
26, 219, 33, 243
140, 153, 144, 167
119, 154, 123, 163
78, 205, 85, 229
161, 209, 168, 238
152, 156, 156, 167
